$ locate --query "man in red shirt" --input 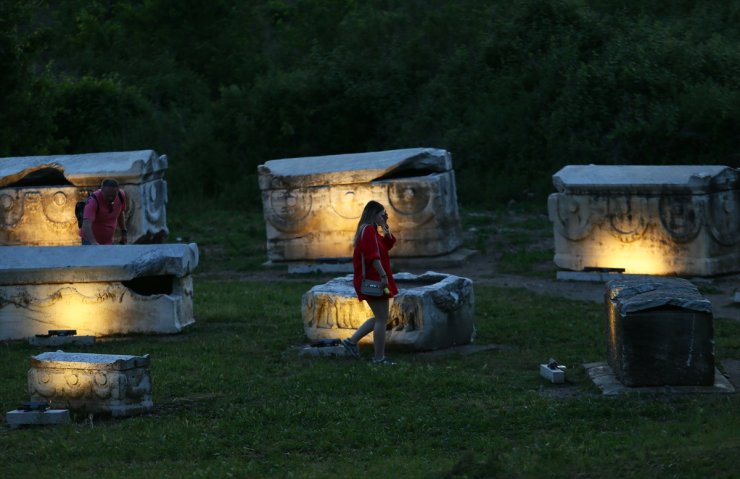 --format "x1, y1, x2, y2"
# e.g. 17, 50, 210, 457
80, 178, 128, 245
